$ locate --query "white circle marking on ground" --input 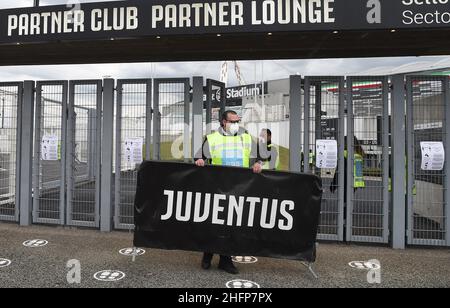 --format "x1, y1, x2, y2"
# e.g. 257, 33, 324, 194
119, 248, 146, 257
93, 270, 126, 282
226, 279, 260, 289
232, 256, 258, 264
0, 258, 12, 268
349, 261, 381, 270
22, 239, 48, 248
